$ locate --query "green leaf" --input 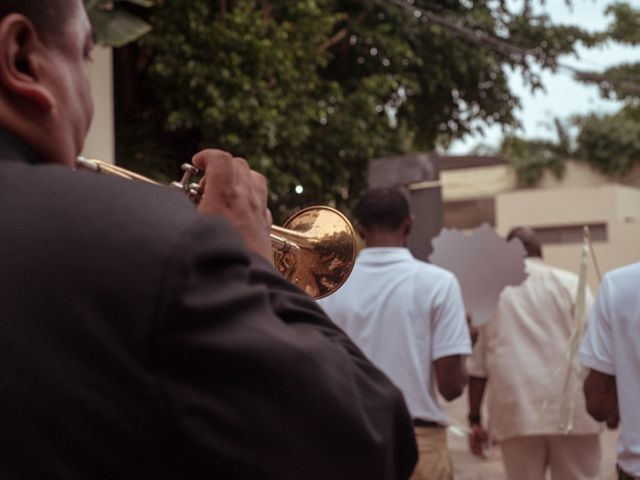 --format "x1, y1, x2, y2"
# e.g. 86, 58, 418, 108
112, 0, 621, 217
114, 0, 155, 7
88, 8, 152, 47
